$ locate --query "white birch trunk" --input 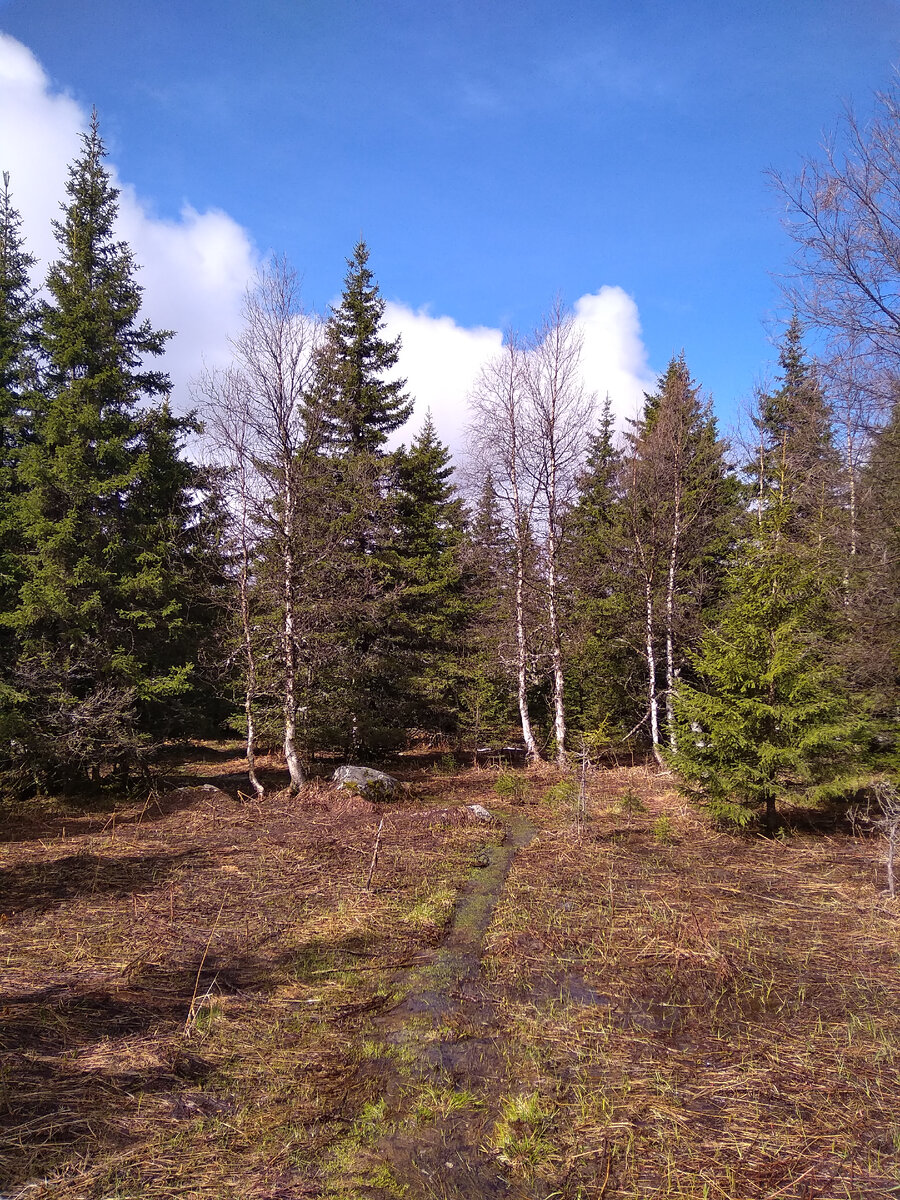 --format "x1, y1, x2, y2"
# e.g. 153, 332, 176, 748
514, 520, 541, 762
238, 530, 265, 798
546, 505, 567, 765
664, 498, 681, 753
645, 577, 663, 764
282, 485, 305, 792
